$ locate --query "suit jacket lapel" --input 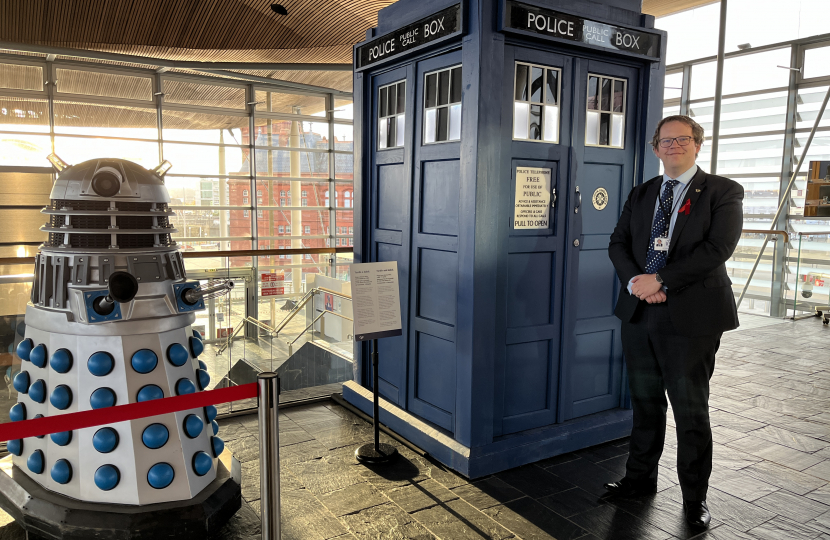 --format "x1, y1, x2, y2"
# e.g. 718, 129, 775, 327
636, 177, 663, 267
668, 168, 707, 257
